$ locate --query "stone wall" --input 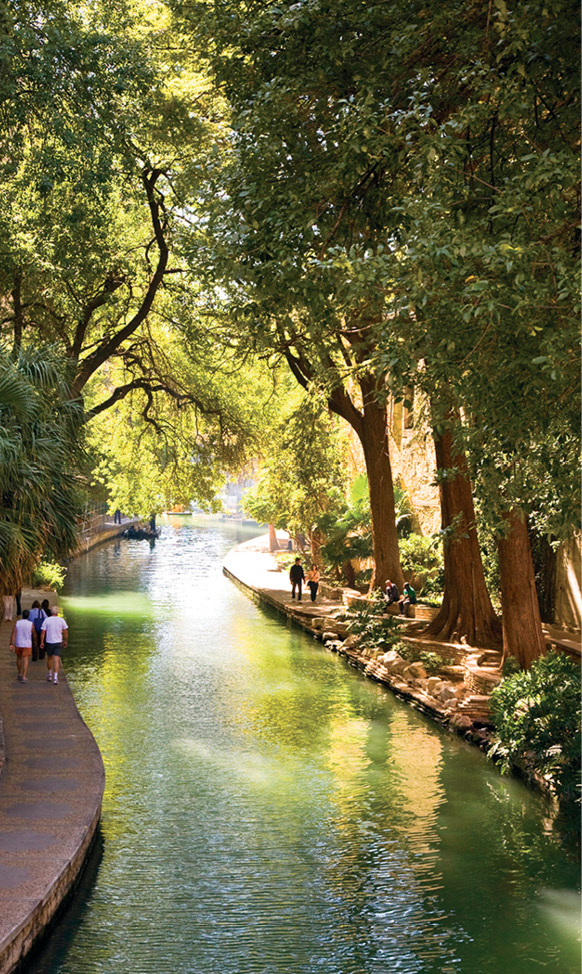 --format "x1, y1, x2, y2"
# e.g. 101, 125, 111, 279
342, 396, 440, 538
554, 533, 582, 631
